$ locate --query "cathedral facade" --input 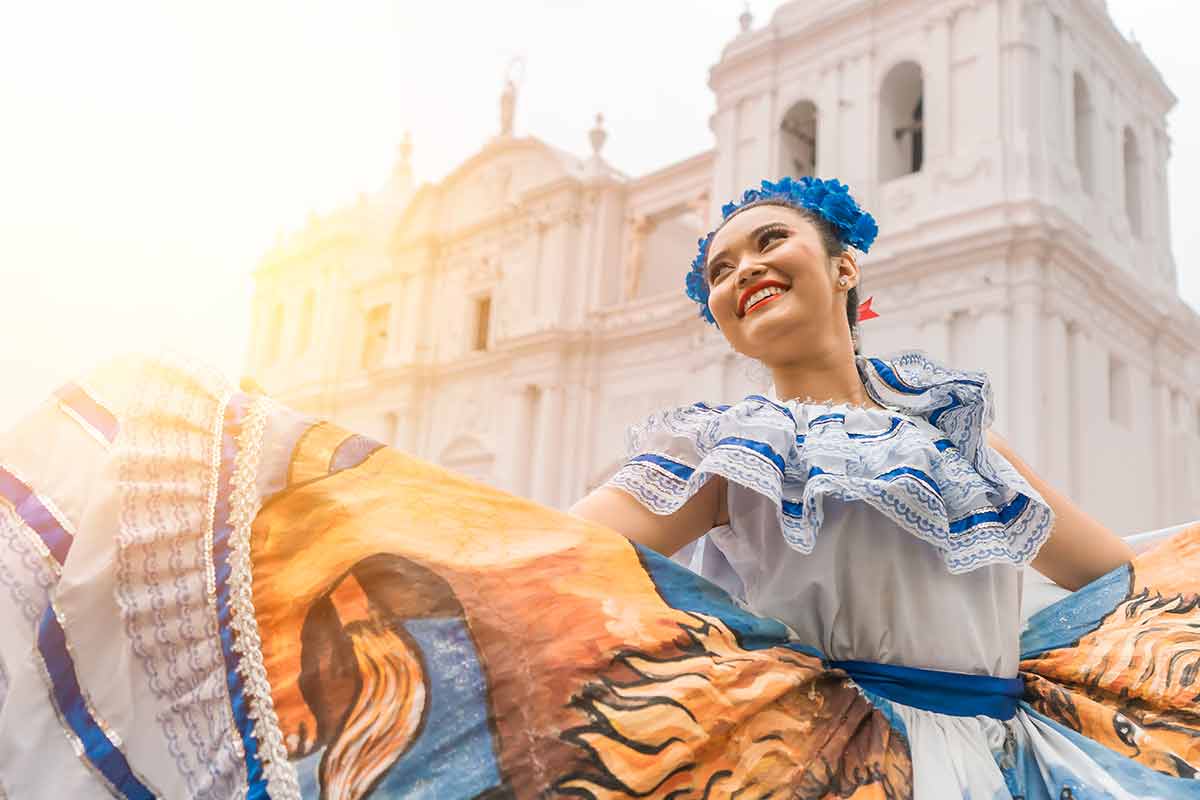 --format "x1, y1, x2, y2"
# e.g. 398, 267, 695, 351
248, 0, 1200, 534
